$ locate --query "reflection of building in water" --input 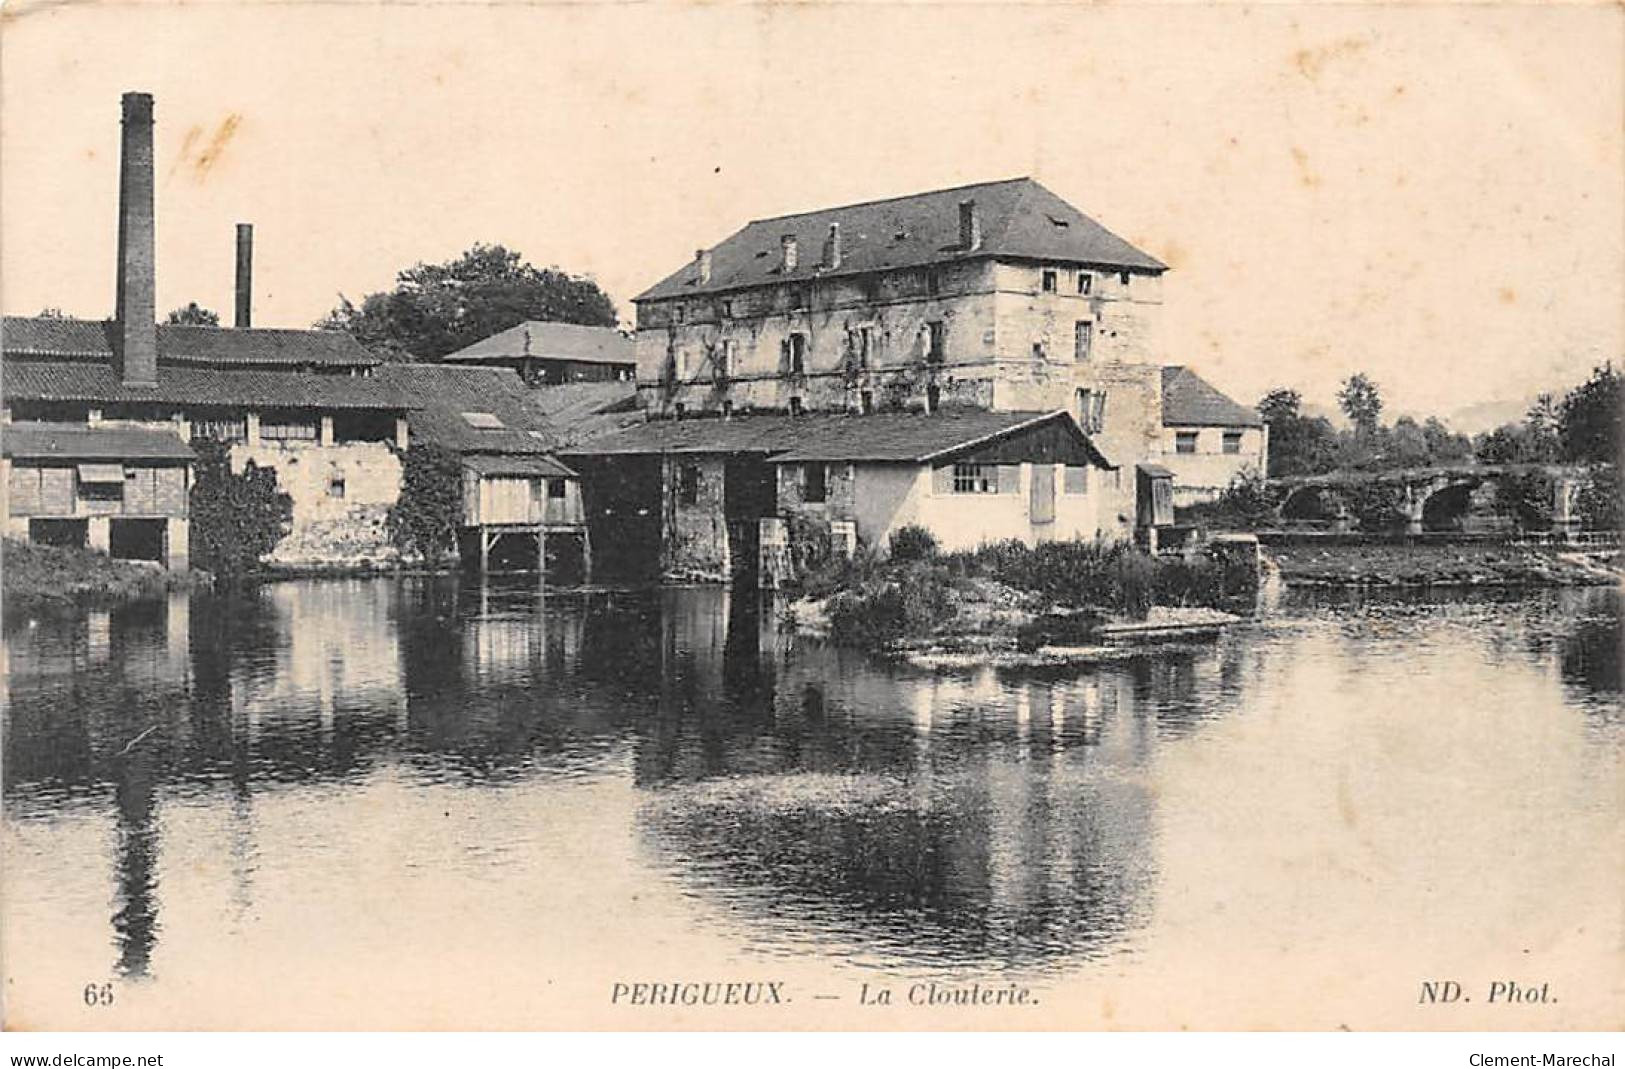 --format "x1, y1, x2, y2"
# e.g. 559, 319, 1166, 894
630, 591, 1226, 967
111, 745, 160, 977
